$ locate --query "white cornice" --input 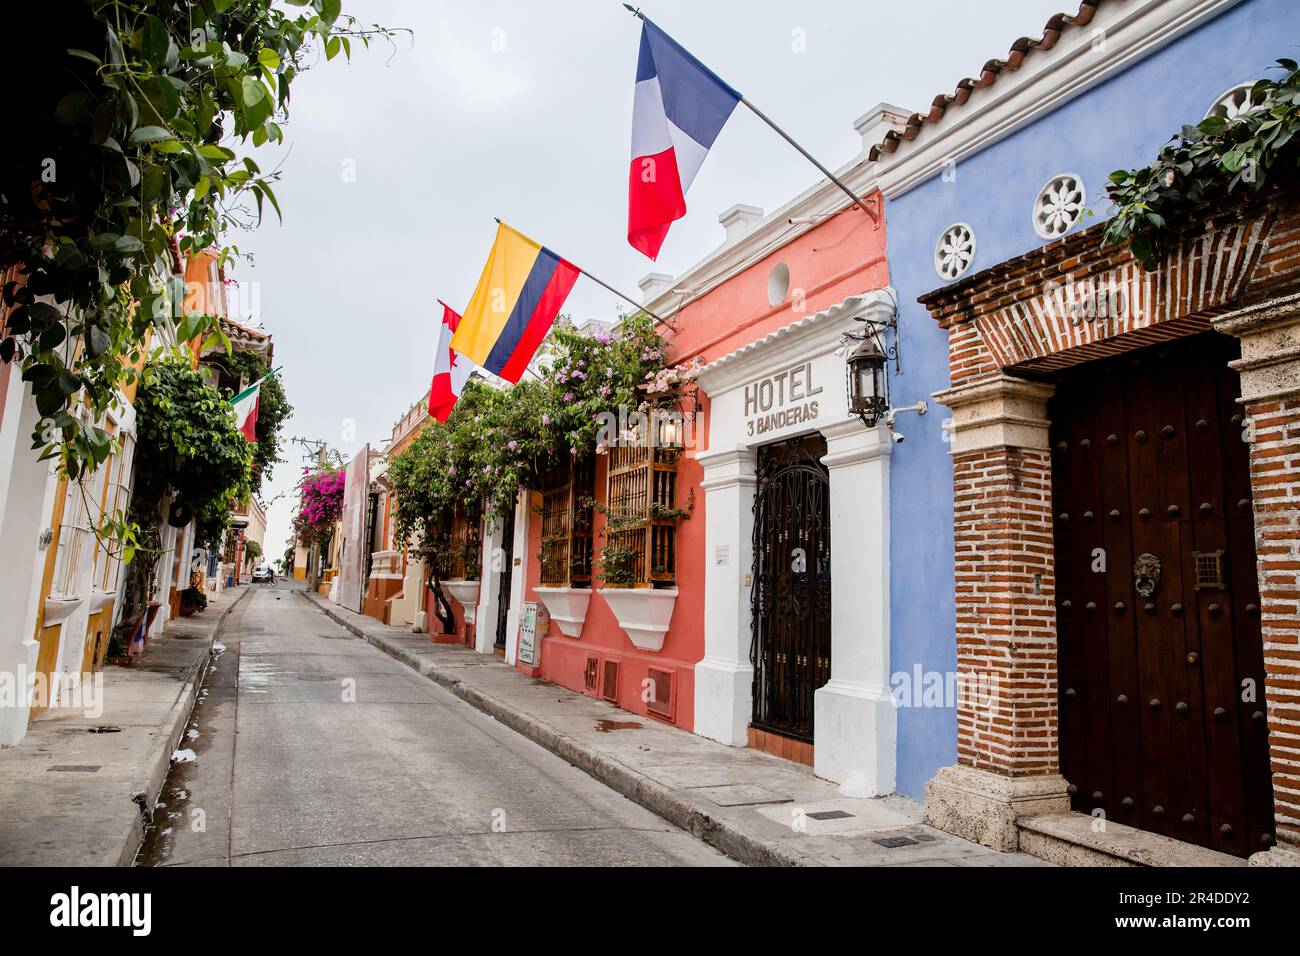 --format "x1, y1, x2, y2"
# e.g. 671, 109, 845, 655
646, 158, 892, 318
873, 0, 1245, 199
